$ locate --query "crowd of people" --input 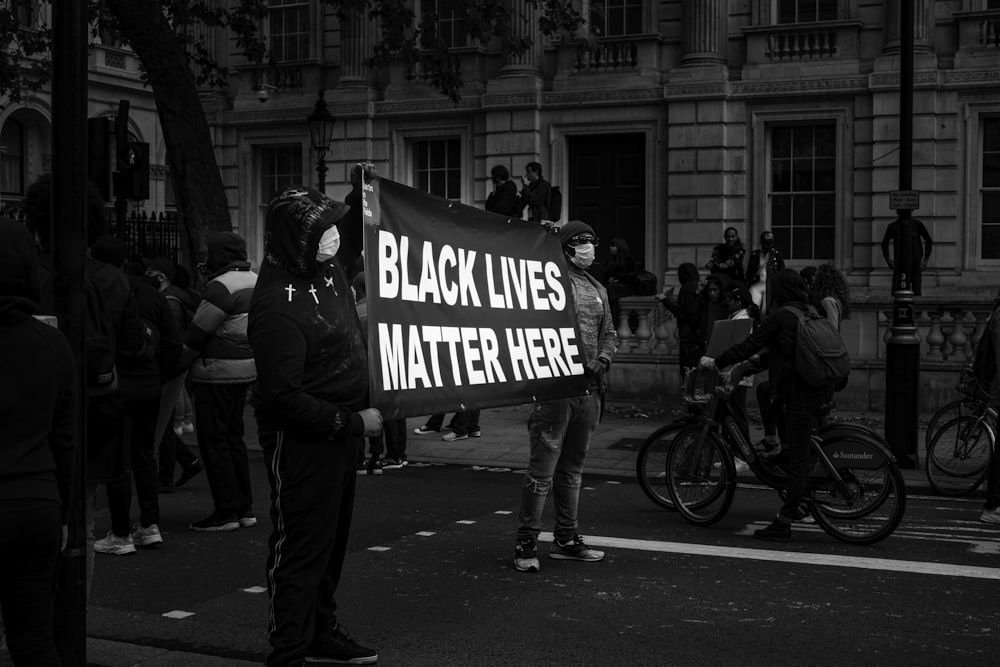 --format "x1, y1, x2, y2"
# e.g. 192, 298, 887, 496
1, 152, 992, 667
